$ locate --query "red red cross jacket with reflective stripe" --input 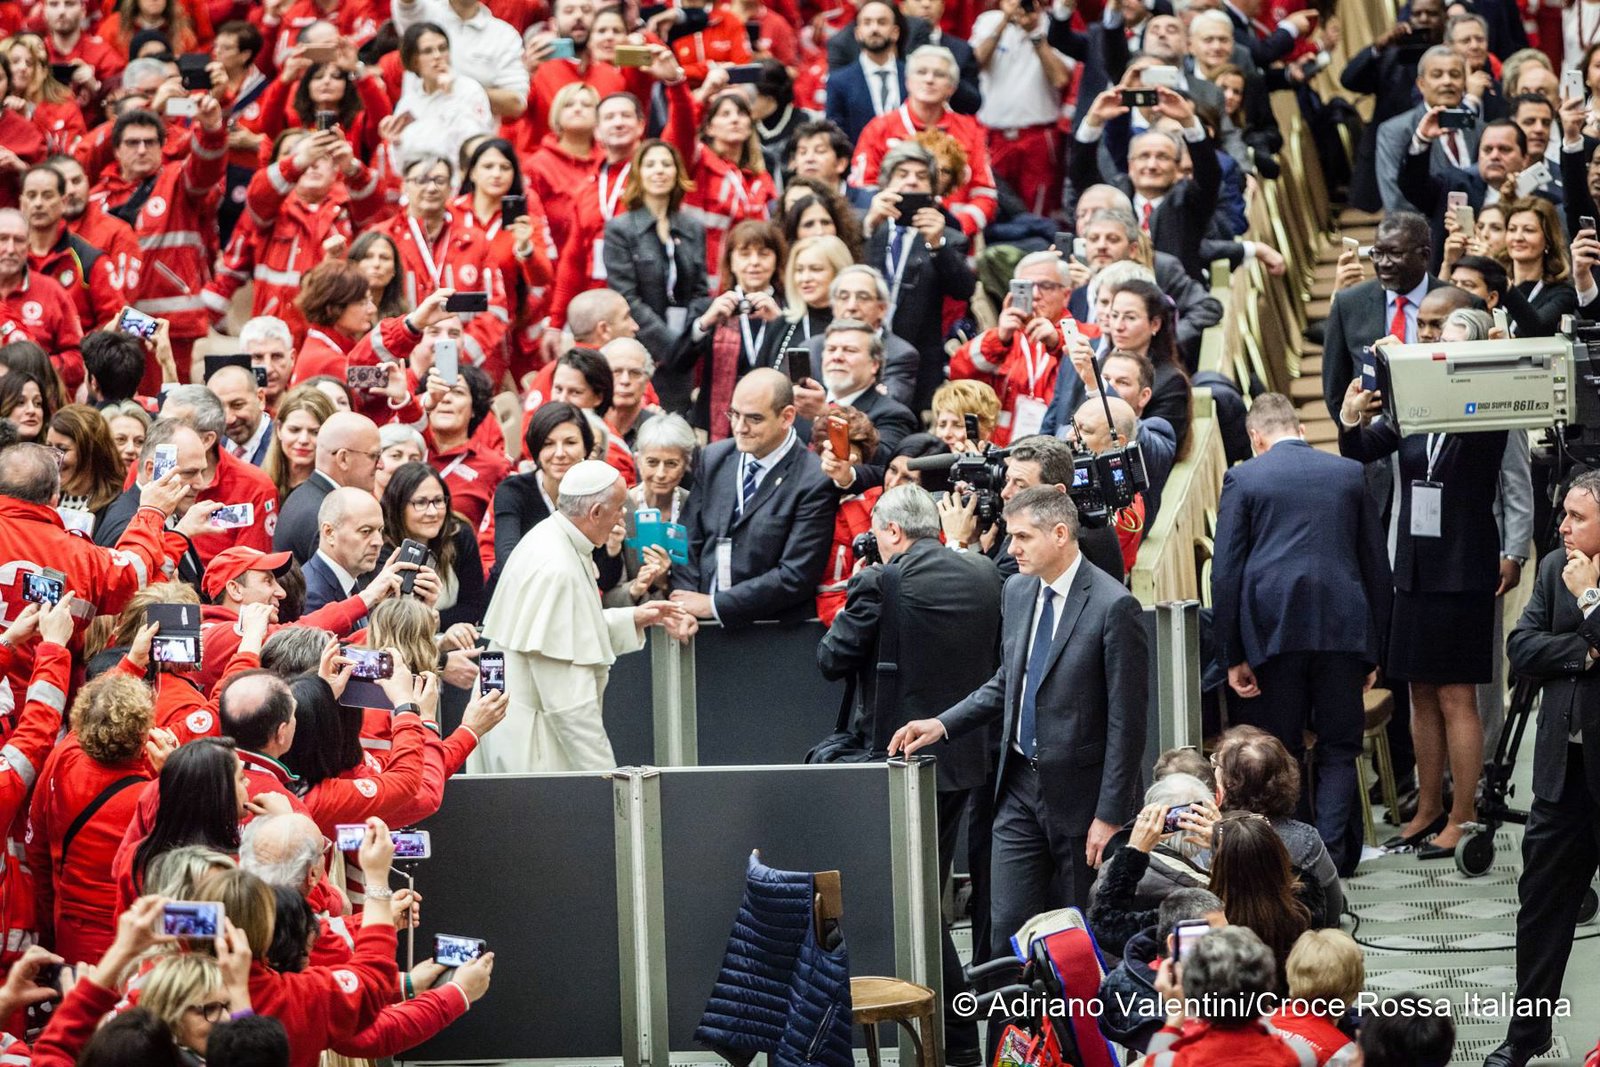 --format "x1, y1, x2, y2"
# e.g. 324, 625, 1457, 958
87, 119, 229, 358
